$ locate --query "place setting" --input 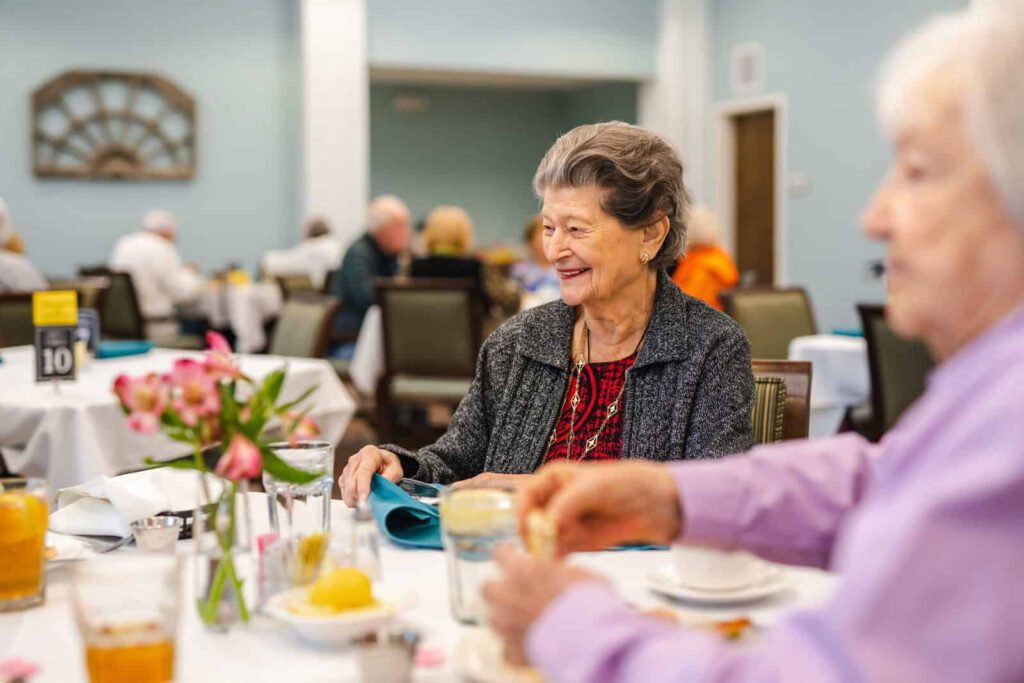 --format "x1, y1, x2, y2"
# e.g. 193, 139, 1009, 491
647, 546, 789, 607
